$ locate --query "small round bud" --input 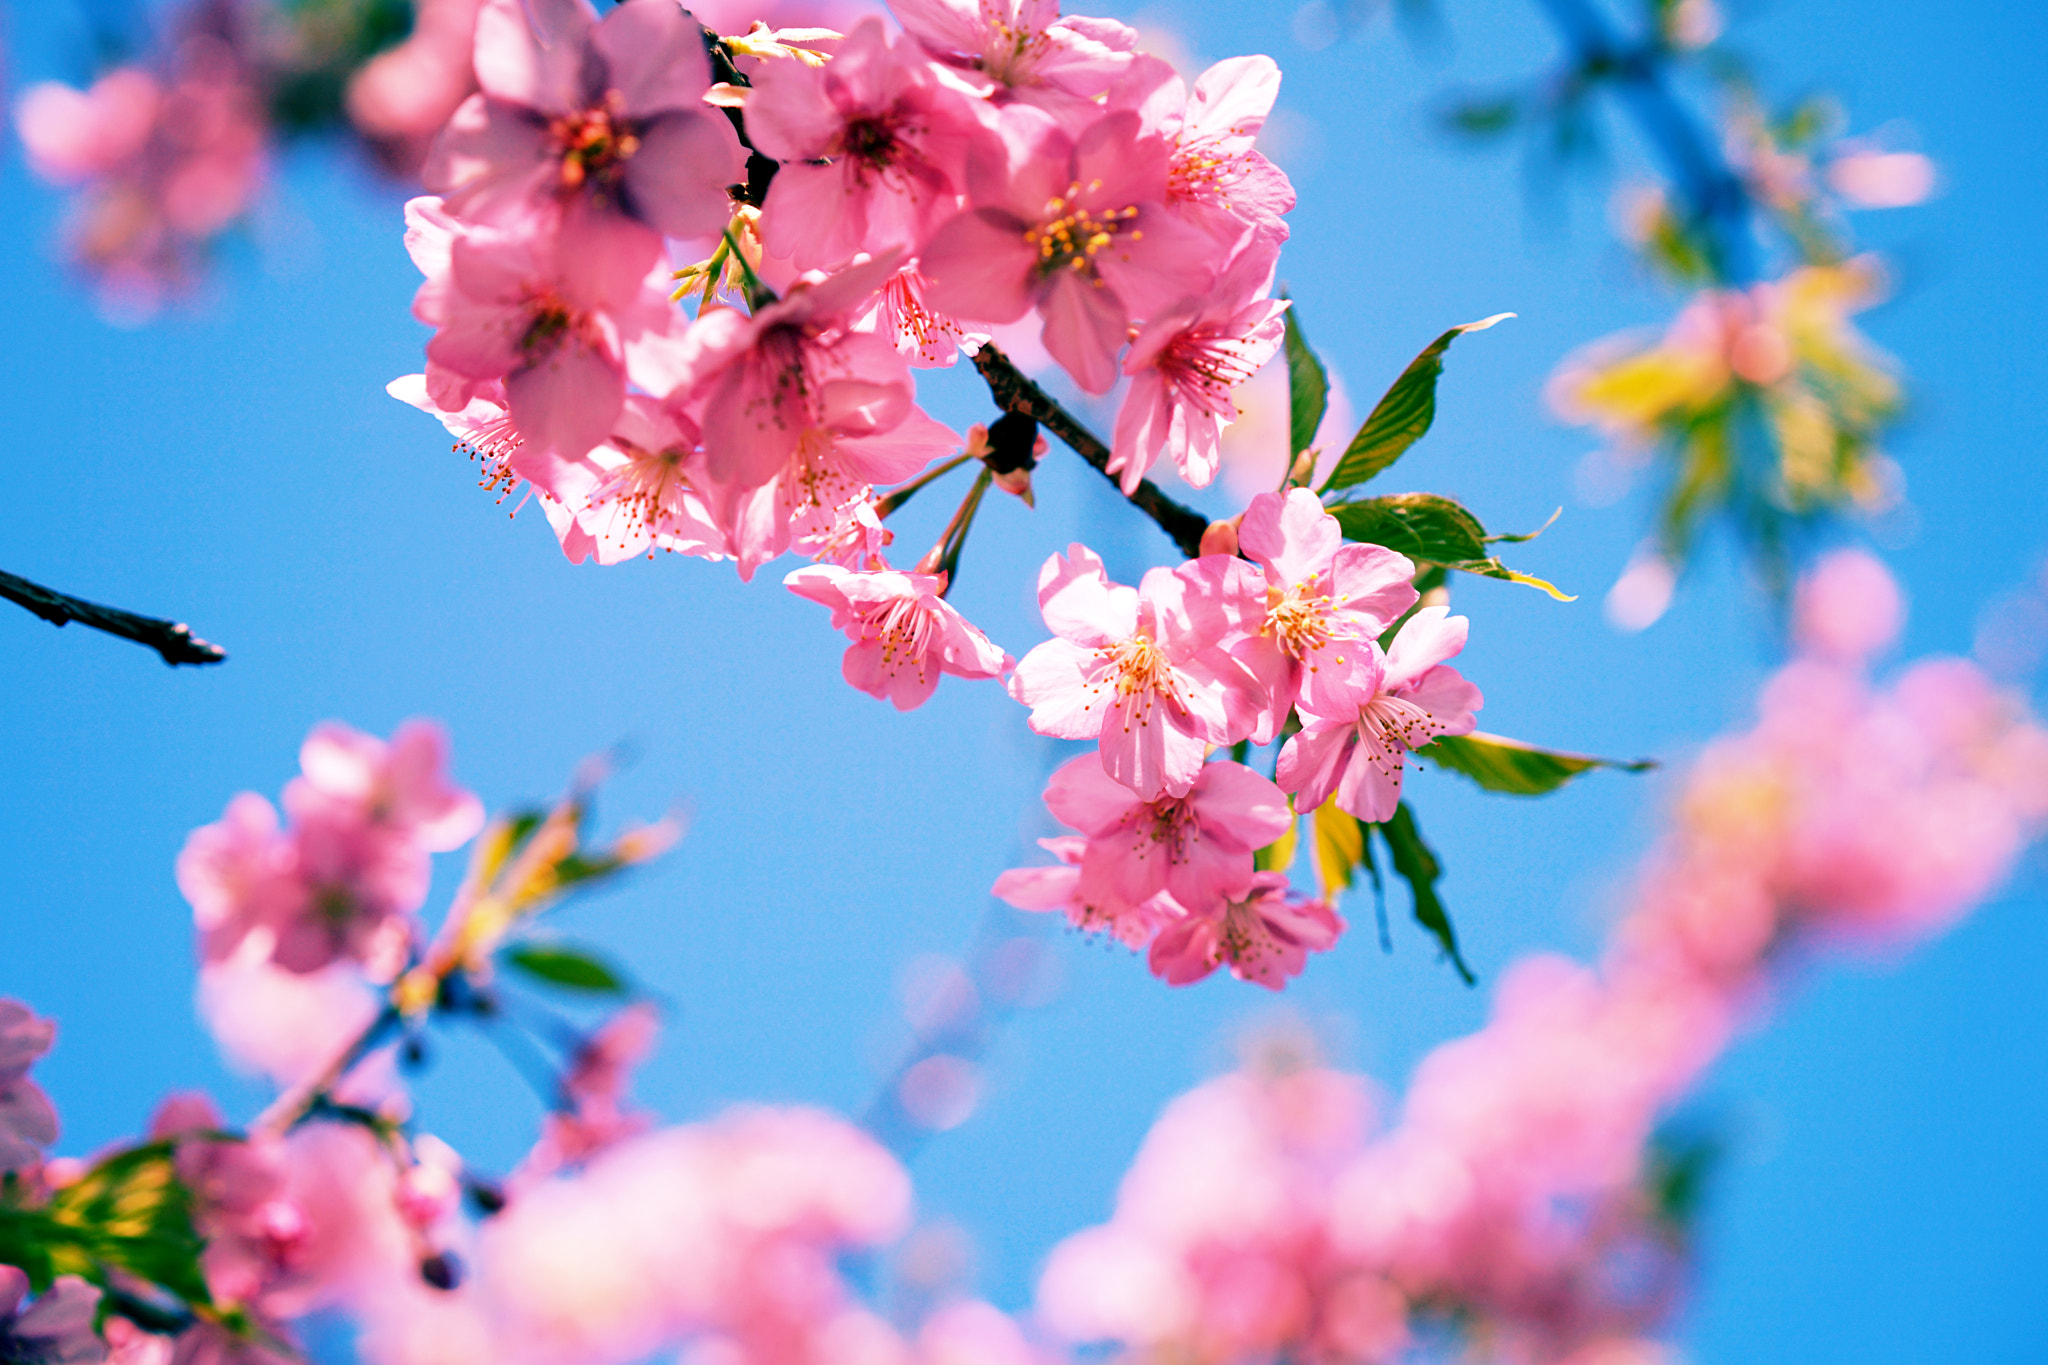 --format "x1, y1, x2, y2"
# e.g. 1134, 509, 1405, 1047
419, 1252, 464, 1291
